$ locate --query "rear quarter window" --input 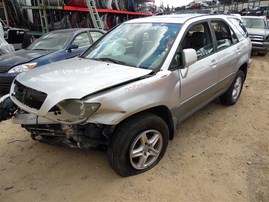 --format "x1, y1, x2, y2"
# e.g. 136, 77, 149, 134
227, 17, 248, 38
